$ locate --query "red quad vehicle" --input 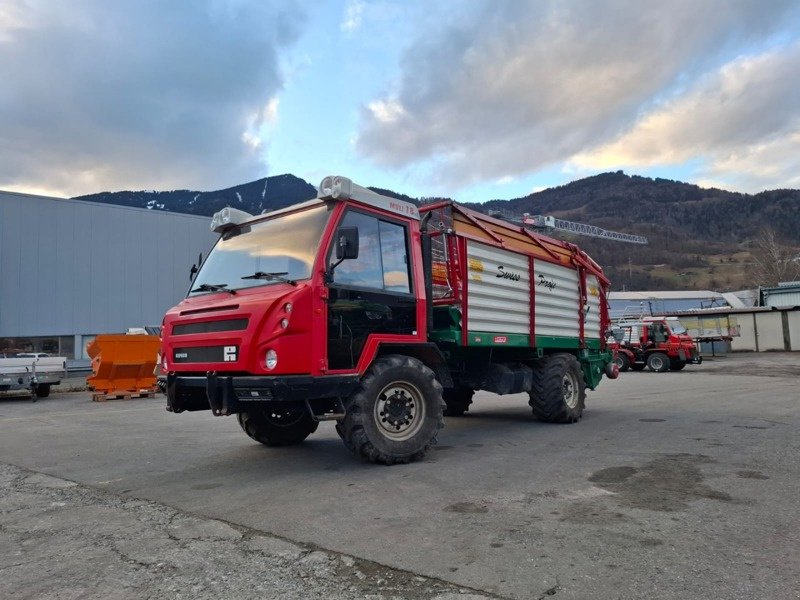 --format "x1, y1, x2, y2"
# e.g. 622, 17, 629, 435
160, 176, 617, 464
611, 317, 702, 373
